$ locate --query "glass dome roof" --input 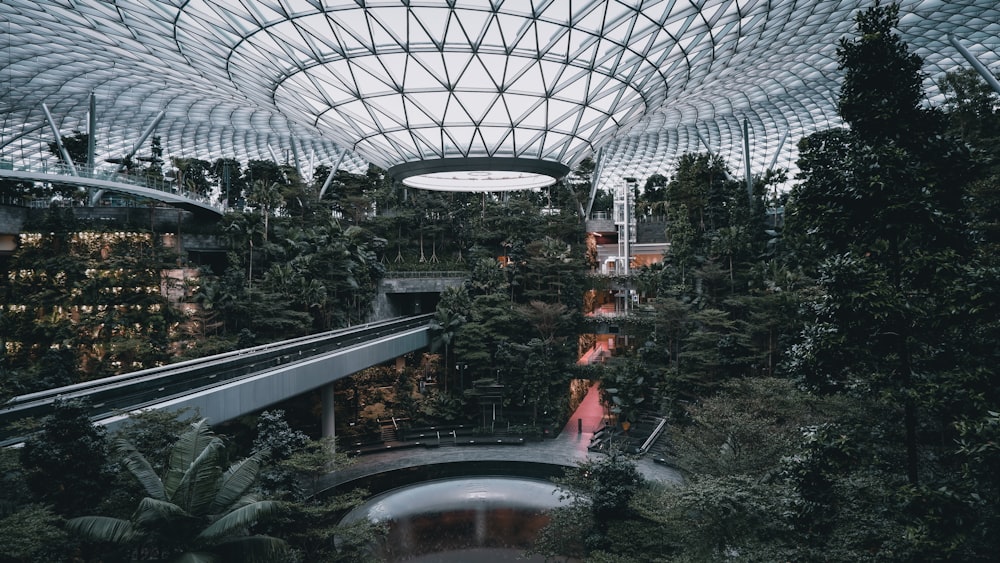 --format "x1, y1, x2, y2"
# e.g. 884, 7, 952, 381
0, 1, 997, 193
